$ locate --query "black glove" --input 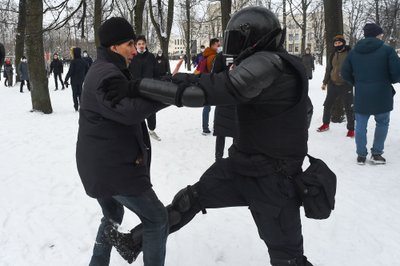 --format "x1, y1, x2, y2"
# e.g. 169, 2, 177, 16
64, 80, 69, 88
171, 73, 200, 107
102, 77, 141, 107
171, 73, 198, 85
